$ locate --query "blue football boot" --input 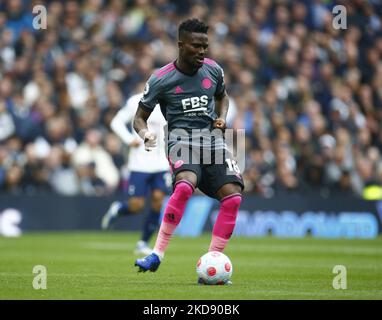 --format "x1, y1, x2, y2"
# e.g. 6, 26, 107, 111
135, 253, 161, 272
